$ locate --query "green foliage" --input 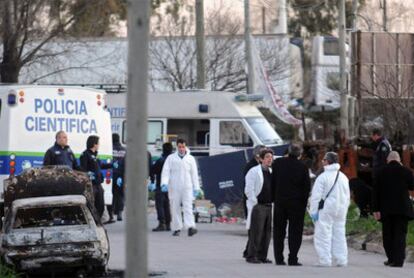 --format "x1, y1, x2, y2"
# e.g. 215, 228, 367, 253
305, 203, 413, 246
67, 0, 127, 36
0, 263, 20, 278
288, 0, 366, 37
407, 221, 414, 246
